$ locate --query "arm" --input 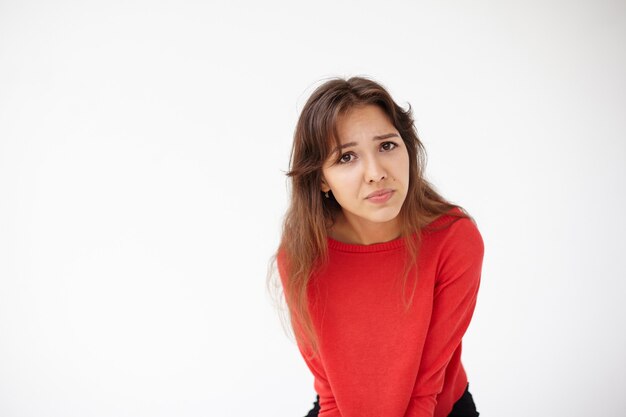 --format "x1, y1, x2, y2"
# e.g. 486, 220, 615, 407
296, 338, 341, 417
277, 249, 341, 417
404, 219, 484, 417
